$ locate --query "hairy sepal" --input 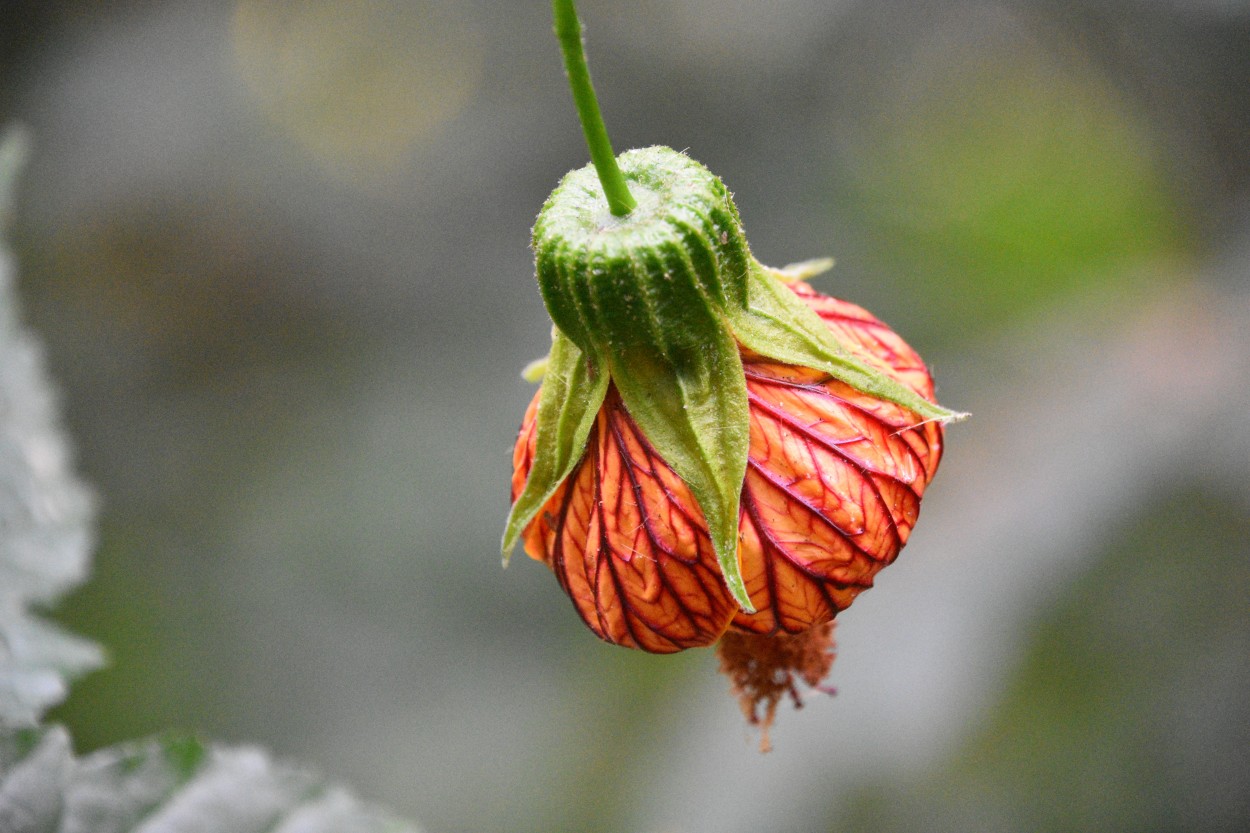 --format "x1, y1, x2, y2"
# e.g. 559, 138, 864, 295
731, 261, 967, 424
605, 321, 755, 613
502, 328, 609, 562
768, 258, 834, 283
